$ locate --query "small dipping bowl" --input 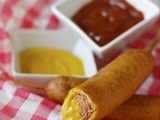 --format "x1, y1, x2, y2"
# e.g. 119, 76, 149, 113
51, 0, 160, 57
11, 28, 97, 86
